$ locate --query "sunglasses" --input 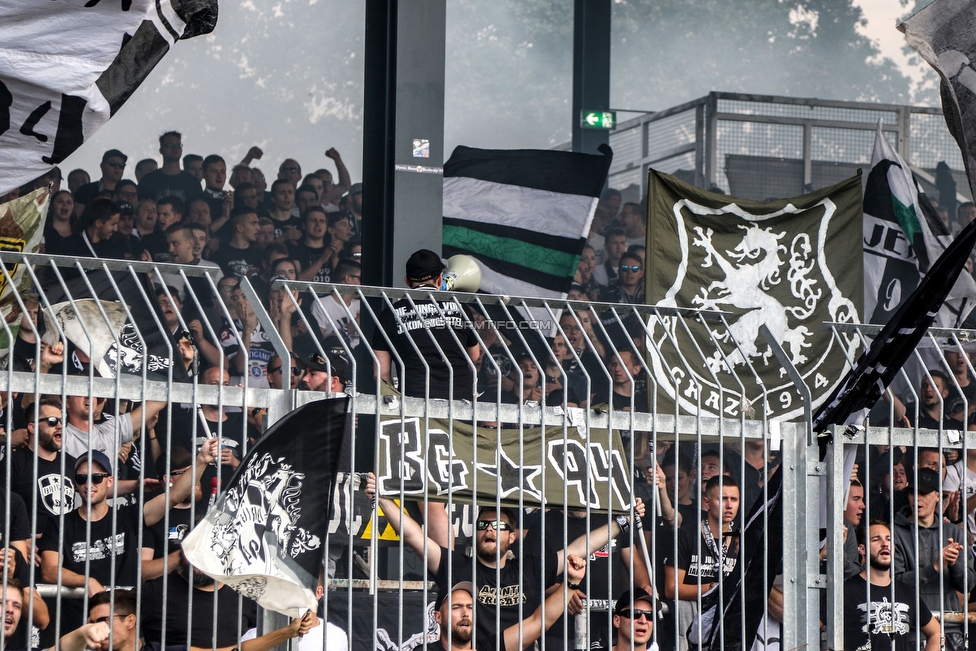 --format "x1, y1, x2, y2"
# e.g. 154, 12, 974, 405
75, 473, 110, 485
267, 366, 282, 374
476, 520, 511, 531
619, 609, 654, 621
105, 162, 125, 169
40, 416, 62, 427
619, 265, 642, 273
